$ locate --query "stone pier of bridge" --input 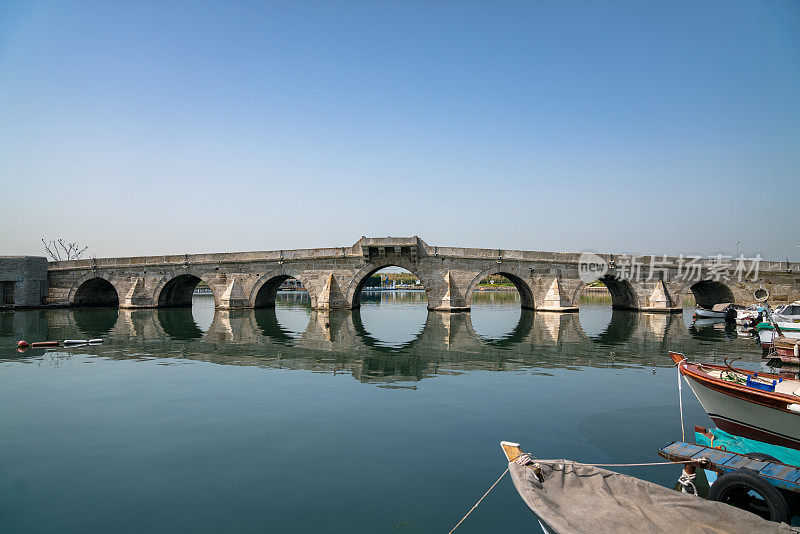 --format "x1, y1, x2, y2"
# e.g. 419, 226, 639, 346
30, 236, 800, 313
